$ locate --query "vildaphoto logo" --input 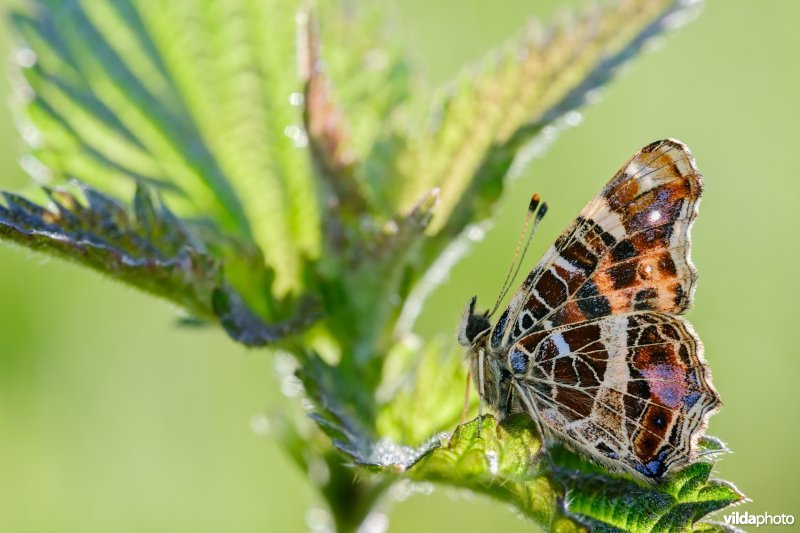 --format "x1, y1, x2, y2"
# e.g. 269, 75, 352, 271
723, 511, 795, 527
